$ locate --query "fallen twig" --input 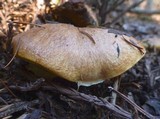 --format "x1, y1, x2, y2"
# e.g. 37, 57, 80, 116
128, 9, 160, 15
0, 78, 17, 98
108, 86, 157, 119
78, 28, 96, 44
0, 97, 8, 105
42, 84, 132, 119
9, 78, 45, 92
0, 100, 39, 118
99, 0, 125, 24
105, 0, 144, 26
